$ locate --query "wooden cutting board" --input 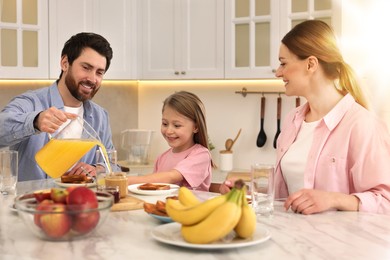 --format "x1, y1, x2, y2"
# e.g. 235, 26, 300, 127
111, 195, 145, 212
226, 171, 251, 182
